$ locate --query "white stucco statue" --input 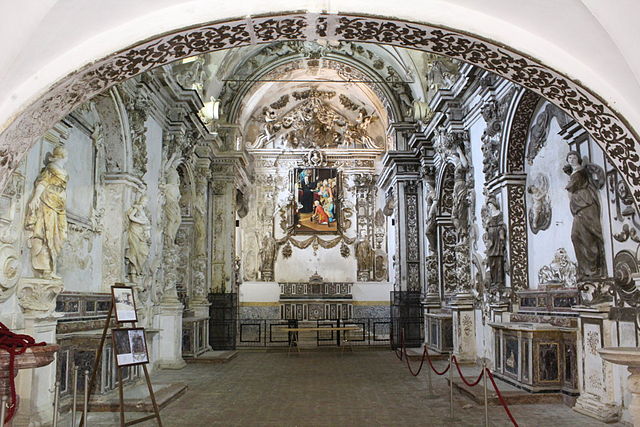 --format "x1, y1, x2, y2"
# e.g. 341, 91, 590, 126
24, 146, 69, 279
126, 195, 151, 276
161, 151, 183, 244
